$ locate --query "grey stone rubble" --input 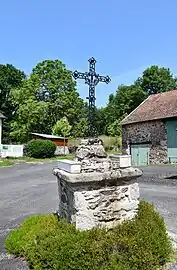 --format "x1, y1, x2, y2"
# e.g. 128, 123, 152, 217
75, 138, 109, 173
54, 138, 142, 230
